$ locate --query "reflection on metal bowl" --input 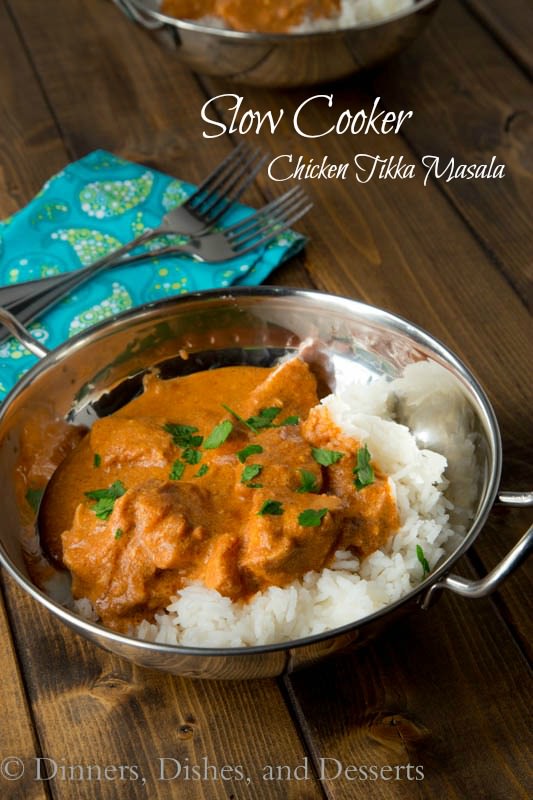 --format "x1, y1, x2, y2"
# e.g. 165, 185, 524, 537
112, 0, 441, 87
0, 287, 531, 679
